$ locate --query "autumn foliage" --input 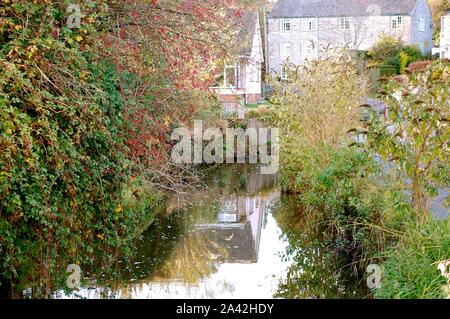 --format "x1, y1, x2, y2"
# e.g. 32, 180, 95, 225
0, 0, 253, 298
